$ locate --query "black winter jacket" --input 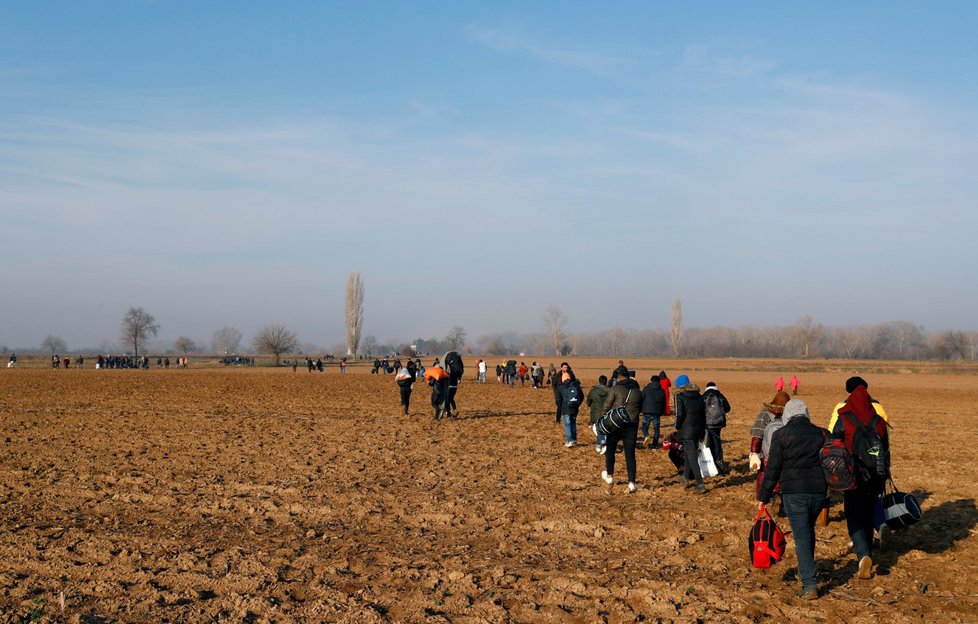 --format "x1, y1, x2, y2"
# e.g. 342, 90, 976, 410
675, 387, 706, 440
556, 379, 584, 417
641, 382, 666, 415
758, 416, 828, 503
